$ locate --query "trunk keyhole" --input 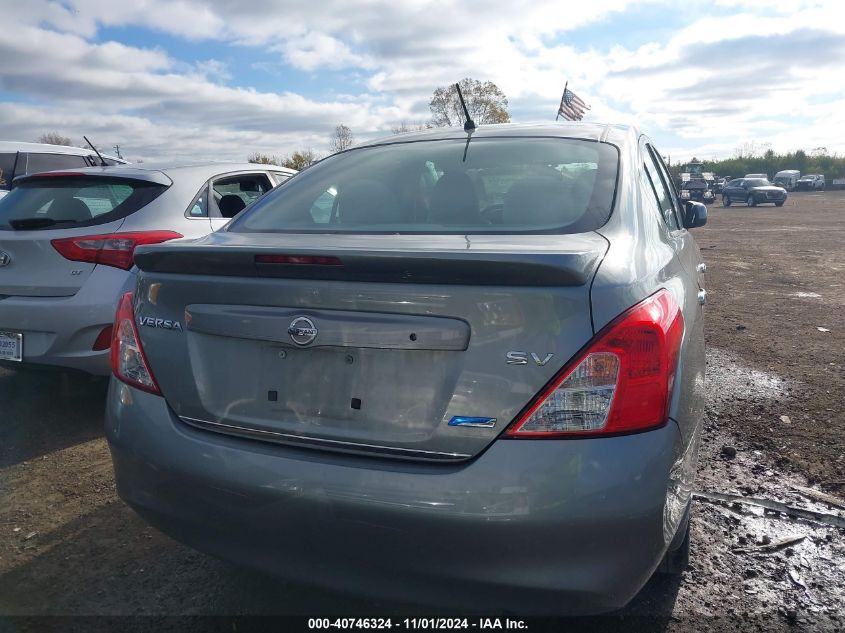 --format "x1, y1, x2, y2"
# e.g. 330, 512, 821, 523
409, 333, 417, 341
351, 398, 362, 410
